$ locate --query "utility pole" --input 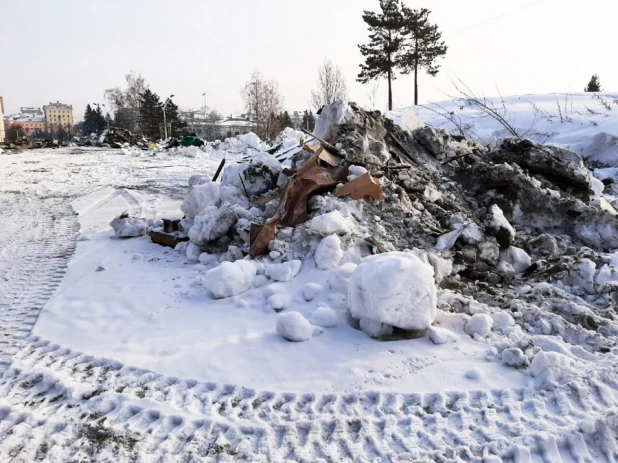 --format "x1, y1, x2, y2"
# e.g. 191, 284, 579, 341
162, 94, 175, 140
